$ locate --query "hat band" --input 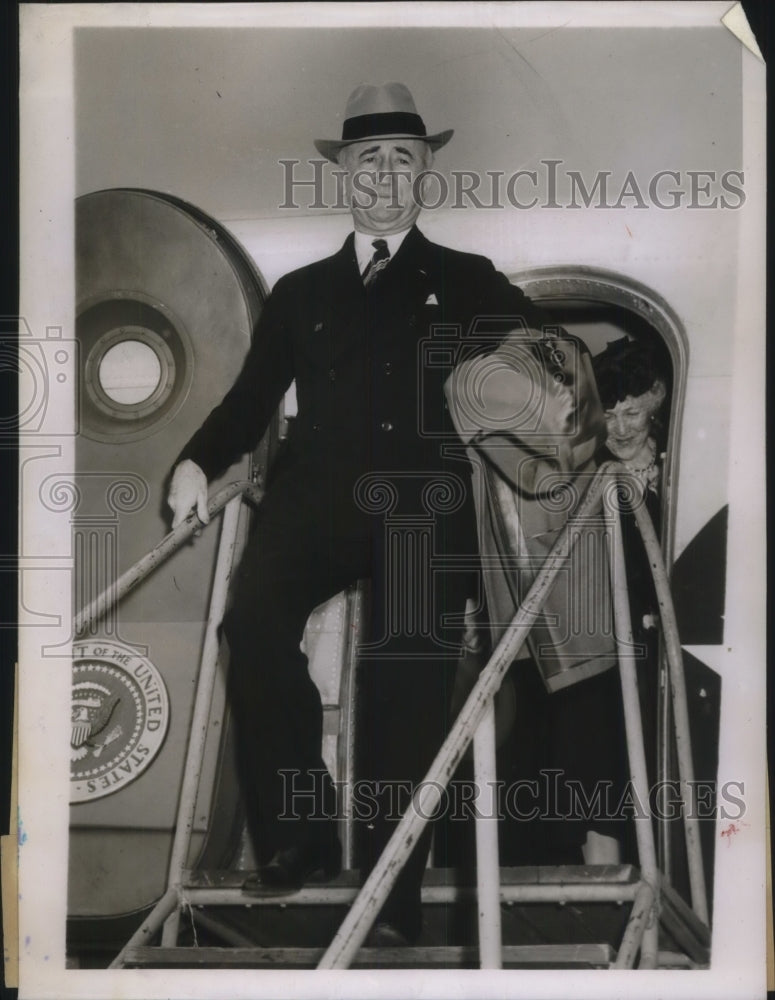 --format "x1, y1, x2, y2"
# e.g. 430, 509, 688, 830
341, 111, 427, 142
